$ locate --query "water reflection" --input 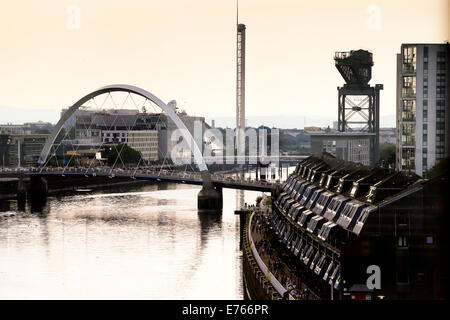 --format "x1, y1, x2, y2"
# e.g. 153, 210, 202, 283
0, 182, 265, 299
1, 200, 9, 211
198, 211, 222, 243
